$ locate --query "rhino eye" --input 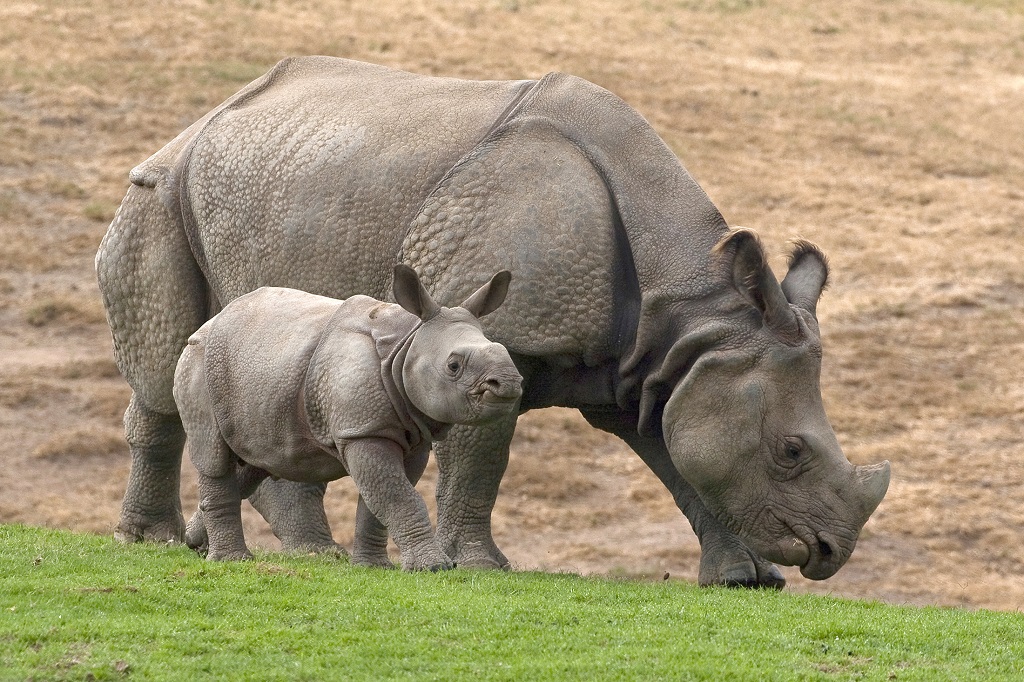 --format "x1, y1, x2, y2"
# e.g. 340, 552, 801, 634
784, 437, 804, 460
446, 354, 464, 377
